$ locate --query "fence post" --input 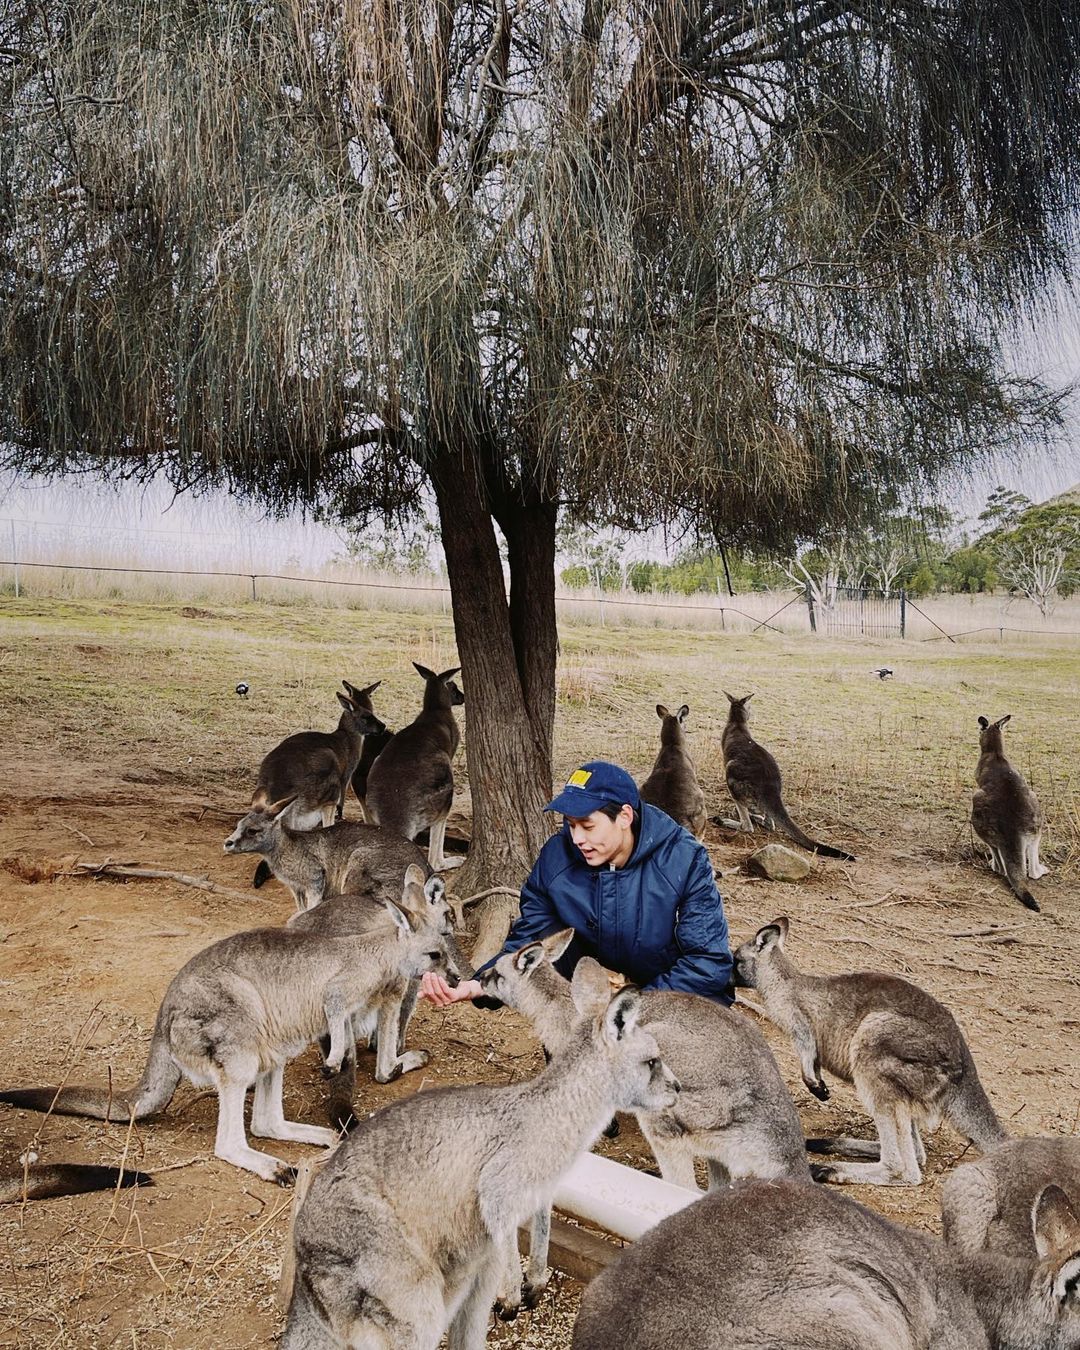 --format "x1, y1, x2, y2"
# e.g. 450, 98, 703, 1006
10, 520, 19, 598
594, 567, 605, 627
251, 575, 257, 602
805, 582, 817, 633
899, 588, 906, 639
